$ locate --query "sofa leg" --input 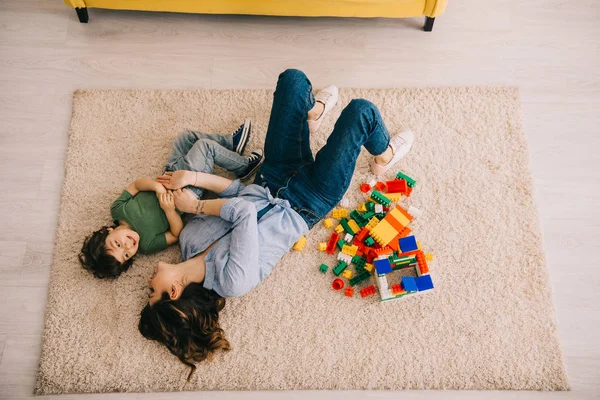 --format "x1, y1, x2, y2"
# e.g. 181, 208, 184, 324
424, 17, 435, 32
76, 7, 89, 23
